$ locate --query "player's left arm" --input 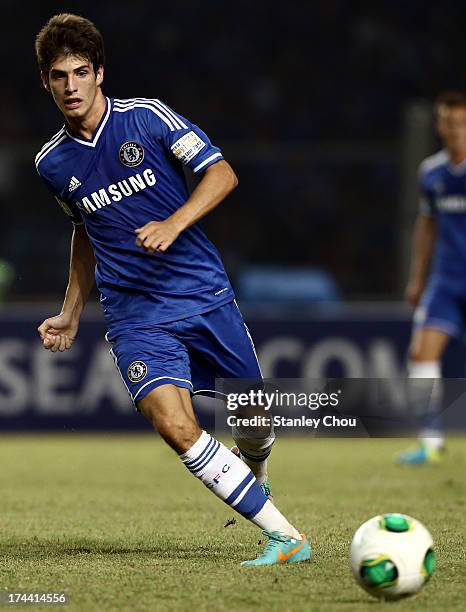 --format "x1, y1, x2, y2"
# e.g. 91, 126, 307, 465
135, 160, 237, 254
